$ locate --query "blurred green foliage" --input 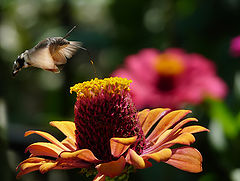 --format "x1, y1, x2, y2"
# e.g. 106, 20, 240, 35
1, 0, 240, 181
